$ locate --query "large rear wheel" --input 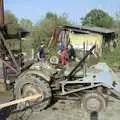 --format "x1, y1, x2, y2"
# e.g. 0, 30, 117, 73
14, 73, 52, 112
